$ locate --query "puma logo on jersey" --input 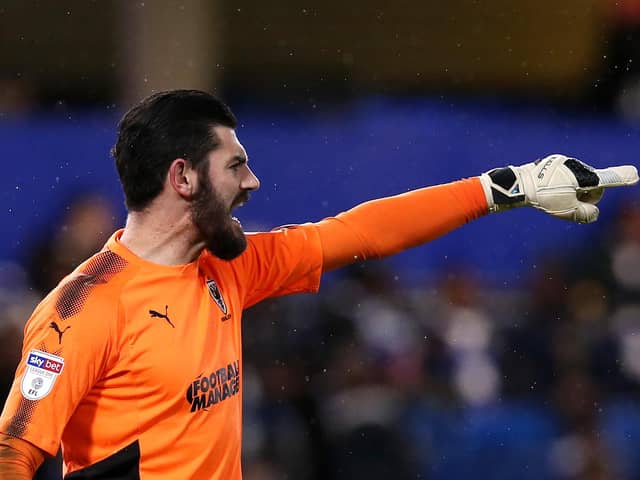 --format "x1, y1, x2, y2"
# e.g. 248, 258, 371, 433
149, 305, 175, 328
49, 321, 71, 344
